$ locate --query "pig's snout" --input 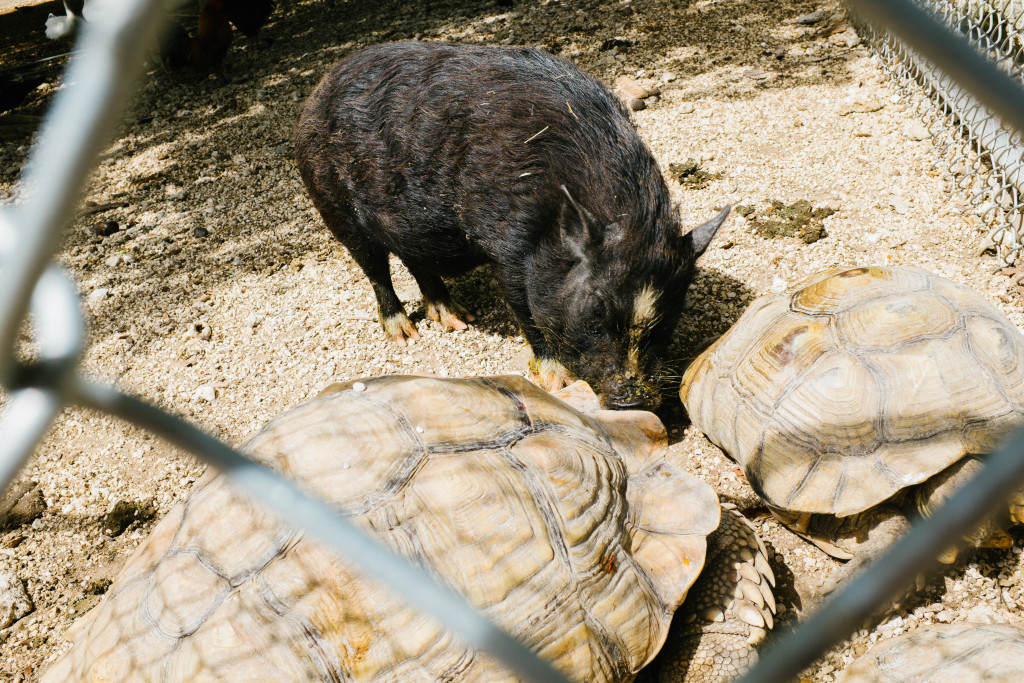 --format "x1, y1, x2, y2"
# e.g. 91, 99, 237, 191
599, 378, 662, 411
